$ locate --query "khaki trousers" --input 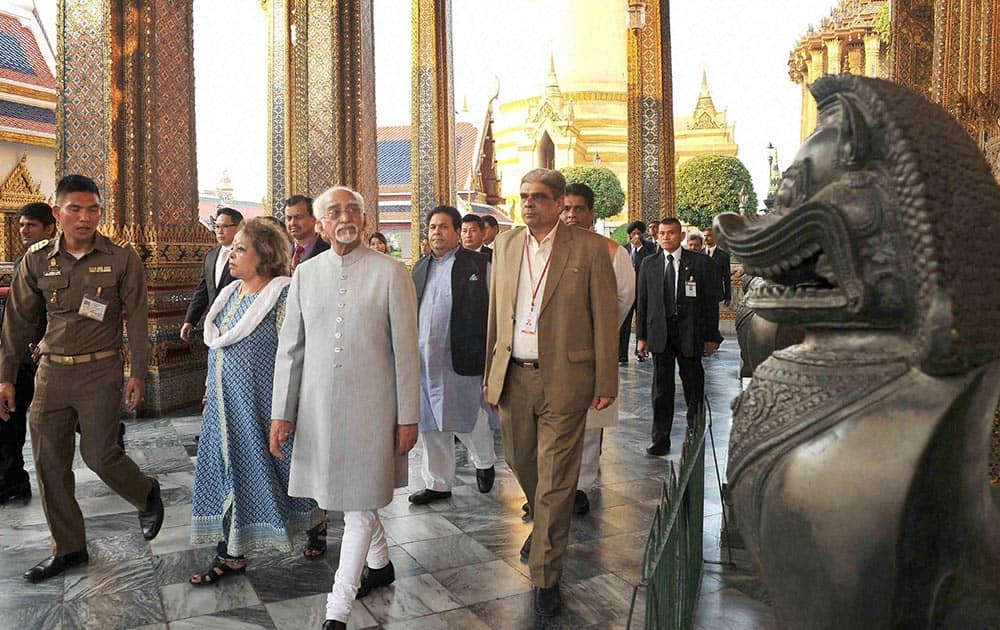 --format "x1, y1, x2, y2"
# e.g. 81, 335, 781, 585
499, 363, 587, 588
29, 354, 152, 555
